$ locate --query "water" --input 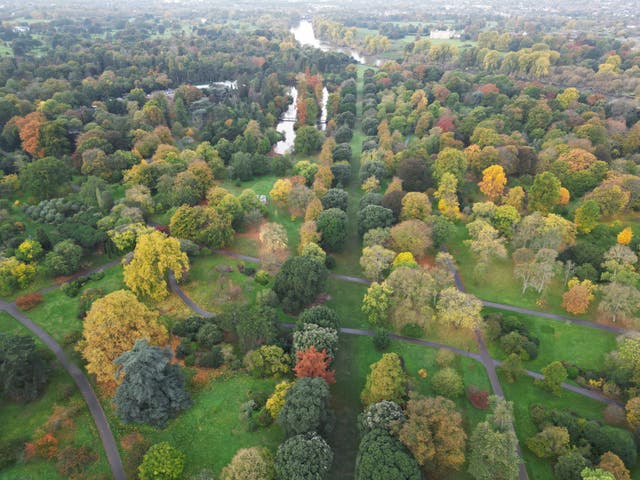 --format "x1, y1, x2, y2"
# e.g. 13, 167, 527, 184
274, 87, 298, 155
290, 19, 367, 65
320, 86, 328, 131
